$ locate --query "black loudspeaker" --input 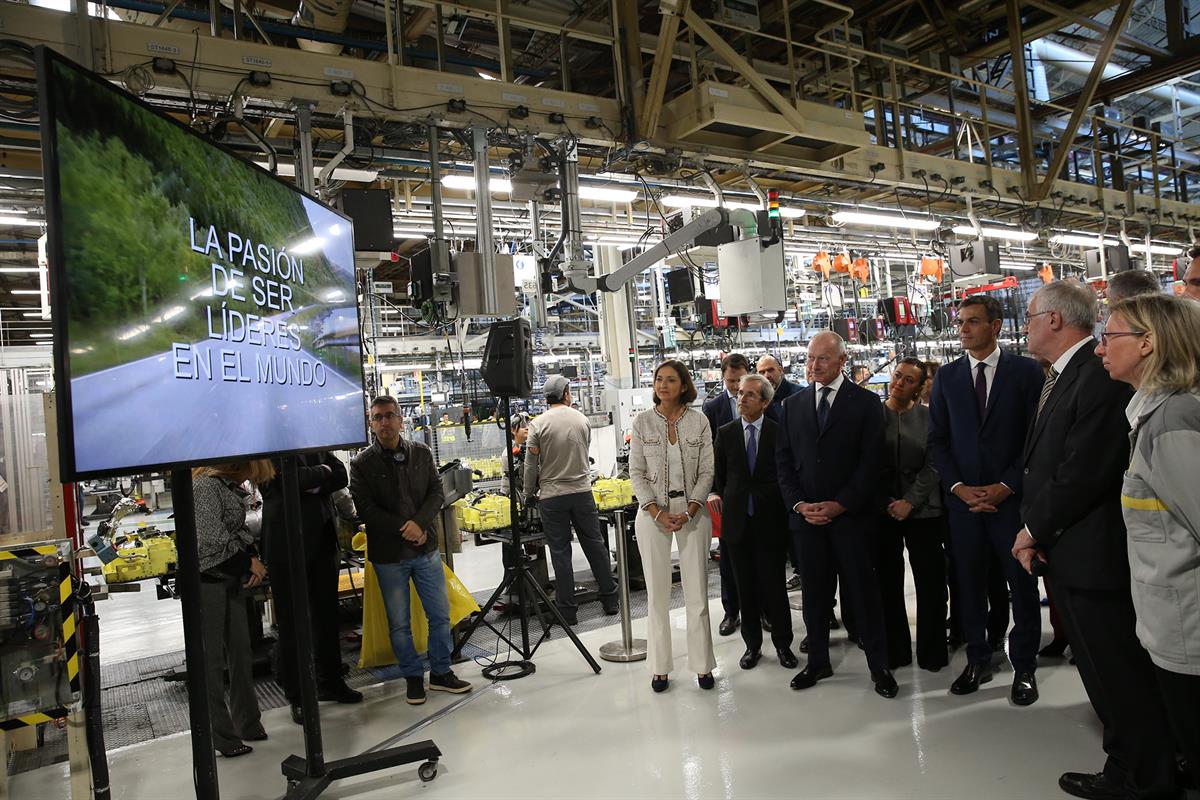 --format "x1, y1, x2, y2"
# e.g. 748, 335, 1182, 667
481, 318, 534, 398
340, 189, 394, 251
